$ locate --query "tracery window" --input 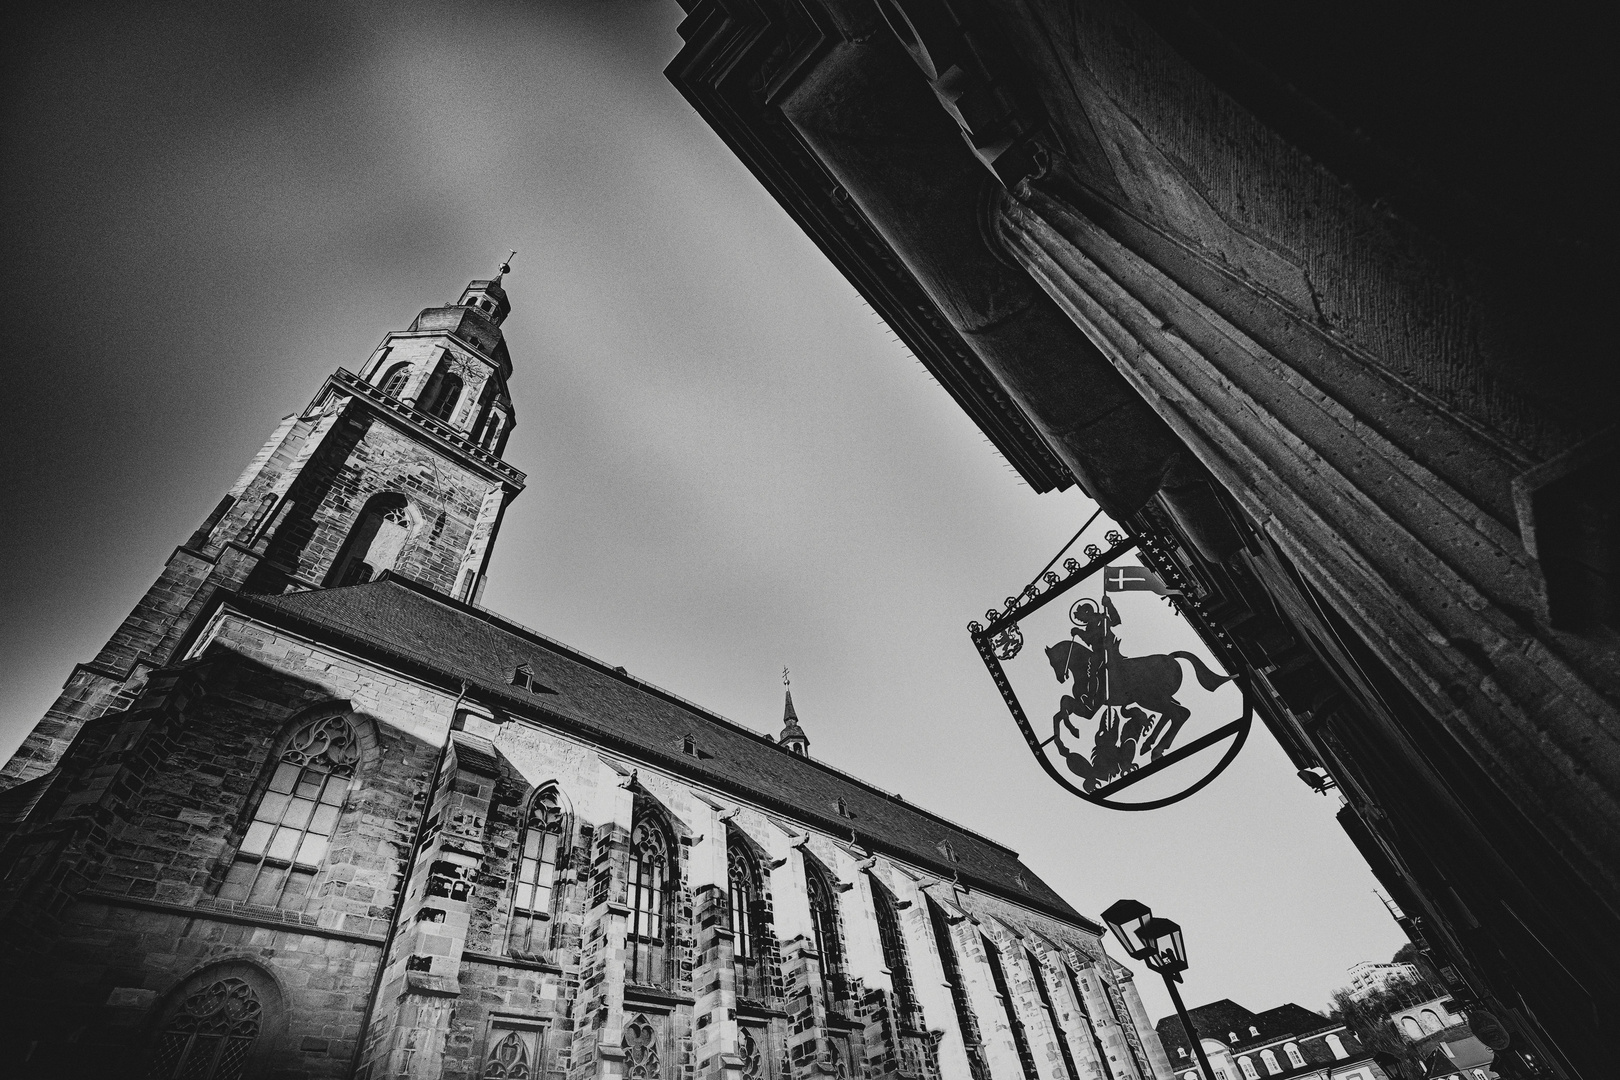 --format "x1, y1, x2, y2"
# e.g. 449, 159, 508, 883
483, 1028, 545, 1079
326, 492, 412, 587
509, 786, 565, 957
378, 361, 412, 398
982, 935, 1036, 1080
740, 1027, 765, 1080
626, 1014, 661, 1080
873, 885, 920, 1030
220, 713, 358, 909
145, 977, 263, 1080
728, 836, 767, 1001
928, 900, 990, 1080
627, 811, 673, 987
804, 856, 845, 1009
